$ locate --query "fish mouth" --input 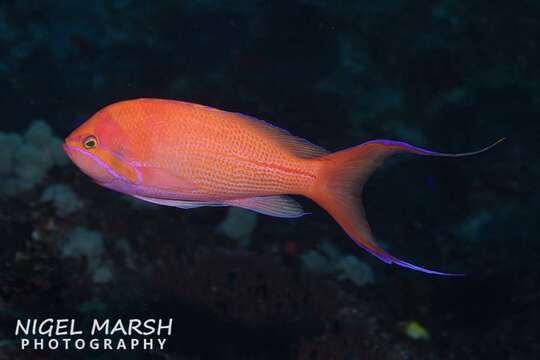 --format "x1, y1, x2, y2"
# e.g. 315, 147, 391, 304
63, 141, 75, 161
